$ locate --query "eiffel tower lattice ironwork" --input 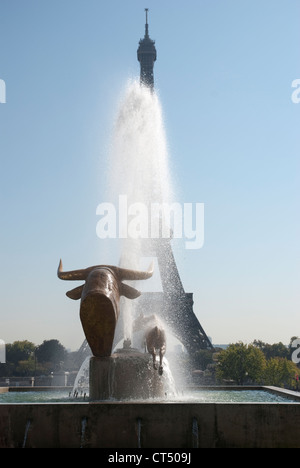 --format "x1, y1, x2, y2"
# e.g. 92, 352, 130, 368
134, 235, 214, 356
